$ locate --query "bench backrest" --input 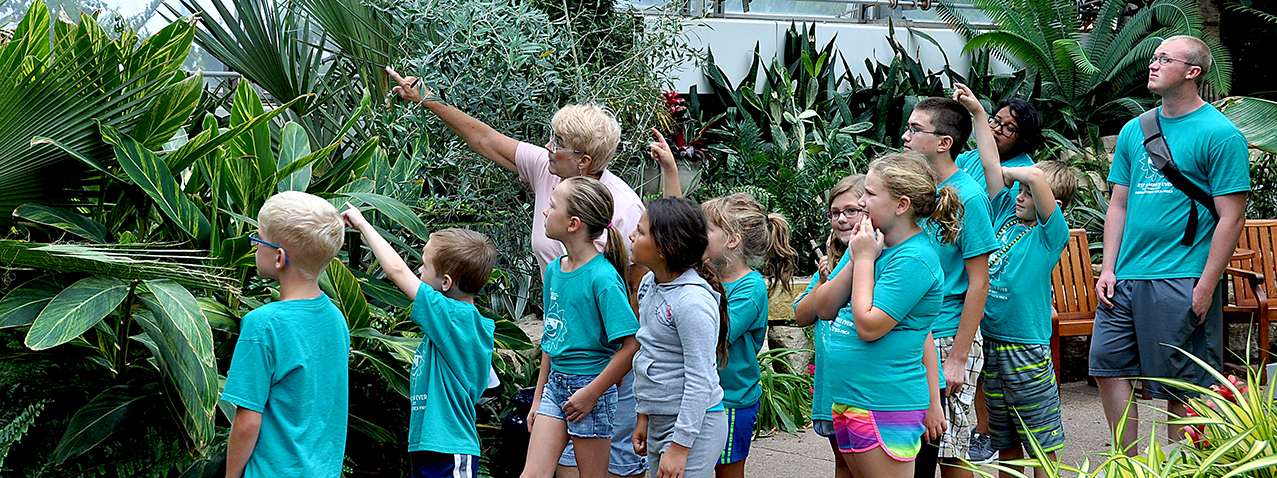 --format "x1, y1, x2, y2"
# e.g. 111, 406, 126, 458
1051, 229, 1097, 321
1230, 219, 1277, 309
